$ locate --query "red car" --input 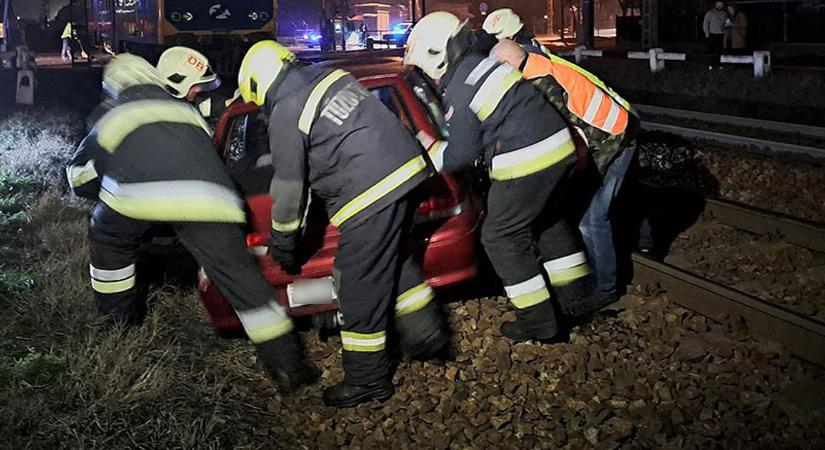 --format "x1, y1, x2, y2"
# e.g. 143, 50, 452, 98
198, 59, 484, 334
